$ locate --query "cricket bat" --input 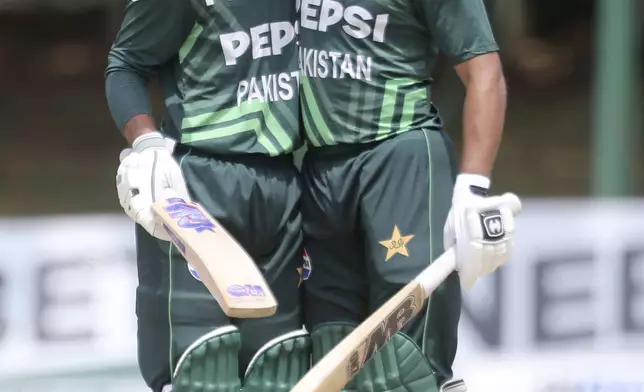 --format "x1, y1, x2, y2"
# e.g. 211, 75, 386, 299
291, 193, 521, 391
152, 196, 277, 319
290, 248, 457, 392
